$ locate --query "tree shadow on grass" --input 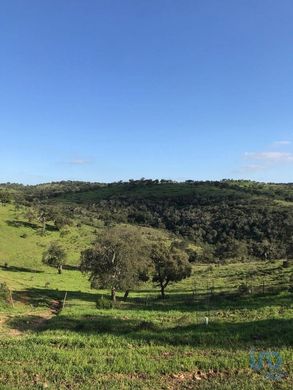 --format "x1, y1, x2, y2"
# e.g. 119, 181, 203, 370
6, 220, 39, 229
13, 287, 98, 308
123, 290, 293, 313
6, 220, 57, 232
12, 287, 292, 313
0, 265, 43, 273
63, 264, 80, 271
7, 313, 293, 349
